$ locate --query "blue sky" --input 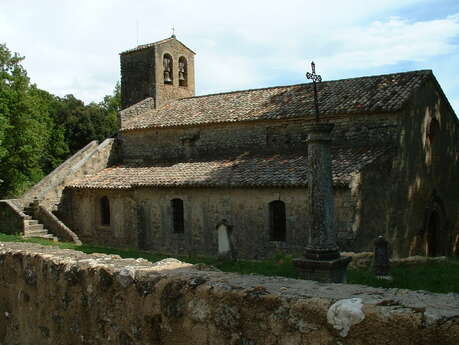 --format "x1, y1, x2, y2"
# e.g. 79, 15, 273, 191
1, 0, 458, 115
